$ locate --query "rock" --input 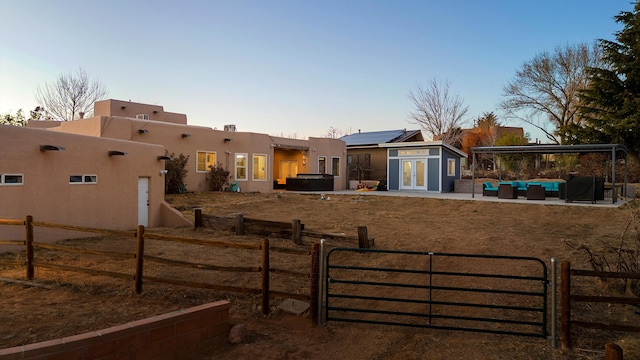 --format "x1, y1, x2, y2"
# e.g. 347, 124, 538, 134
228, 323, 249, 344
277, 298, 310, 316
